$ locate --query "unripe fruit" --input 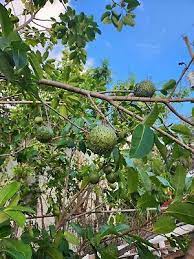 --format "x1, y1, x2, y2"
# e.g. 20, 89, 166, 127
134, 80, 156, 97
87, 125, 117, 155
